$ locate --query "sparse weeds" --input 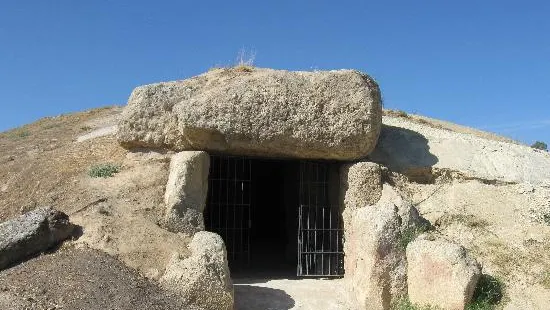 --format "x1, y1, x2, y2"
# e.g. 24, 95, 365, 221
398, 223, 431, 251
8, 130, 31, 139
89, 163, 120, 178
43, 123, 60, 130
527, 208, 550, 225
384, 109, 410, 118
540, 271, 550, 289
394, 298, 440, 310
466, 275, 504, 310
414, 118, 430, 125
483, 239, 519, 278
436, 213, 490, 229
